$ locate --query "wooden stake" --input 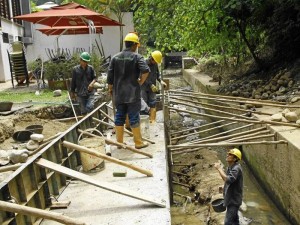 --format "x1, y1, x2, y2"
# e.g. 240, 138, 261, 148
63, 141, 153, 177
36, 159, 165, 208
228, 133, 275, 143
0, 200, 86, 225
